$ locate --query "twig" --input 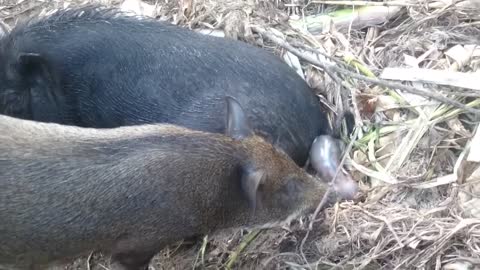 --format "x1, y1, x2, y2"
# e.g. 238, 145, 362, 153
290, 41, 352, 70
380, 67, 480, 92
251, 26, 480, 116
98, 263, 109, 270
0, 2, 45, 20
299, 126, 360, 267
261, 252, 304, 268
293, 46, 363, 126
356, 206, 405, 247
312, 126, 360, 230
86, 251, 93, 270
417, 218, 480, 266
